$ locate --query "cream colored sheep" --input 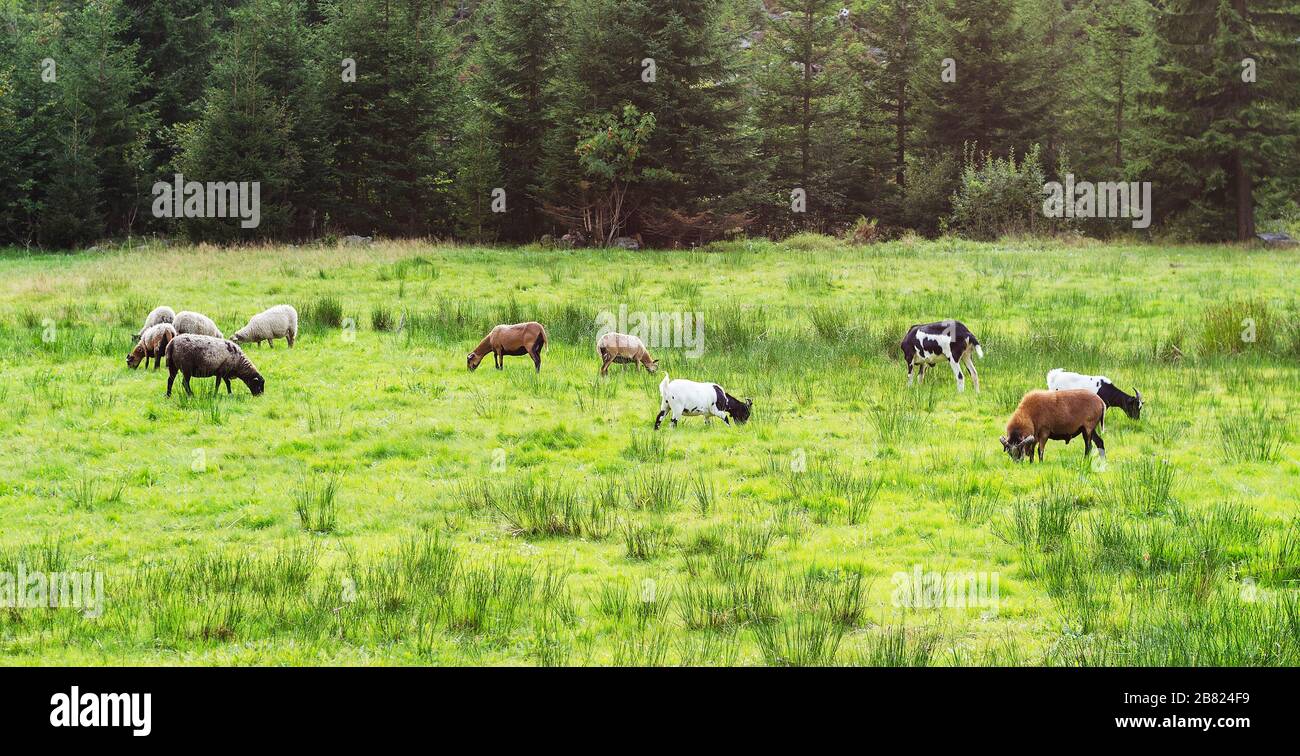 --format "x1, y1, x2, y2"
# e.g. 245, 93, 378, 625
233, 305, 298, 348
596, 332, 658, 375
172, 311, 223, 339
